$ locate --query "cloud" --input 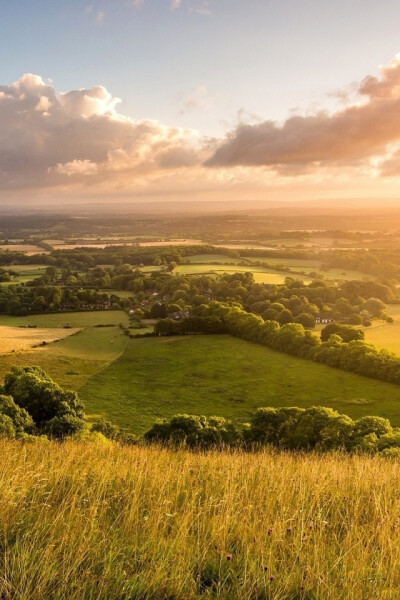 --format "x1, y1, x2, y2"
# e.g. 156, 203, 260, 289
96, 11, 106, 25
206, 54, 400, 175
170, 0, 211, 14
178, 85, 215, 115
0, 74, 203, 191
